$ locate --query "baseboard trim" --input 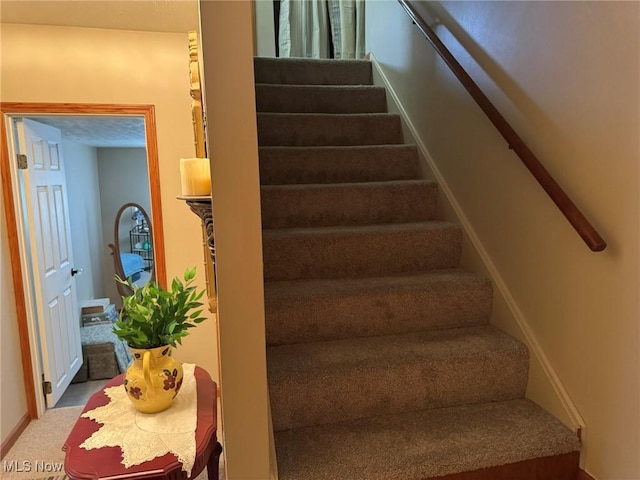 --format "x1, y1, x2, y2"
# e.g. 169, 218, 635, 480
578, 469, 596, 480
431, 451, 579, 479
0, 412, 30, 459
368, 52, 585, 436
